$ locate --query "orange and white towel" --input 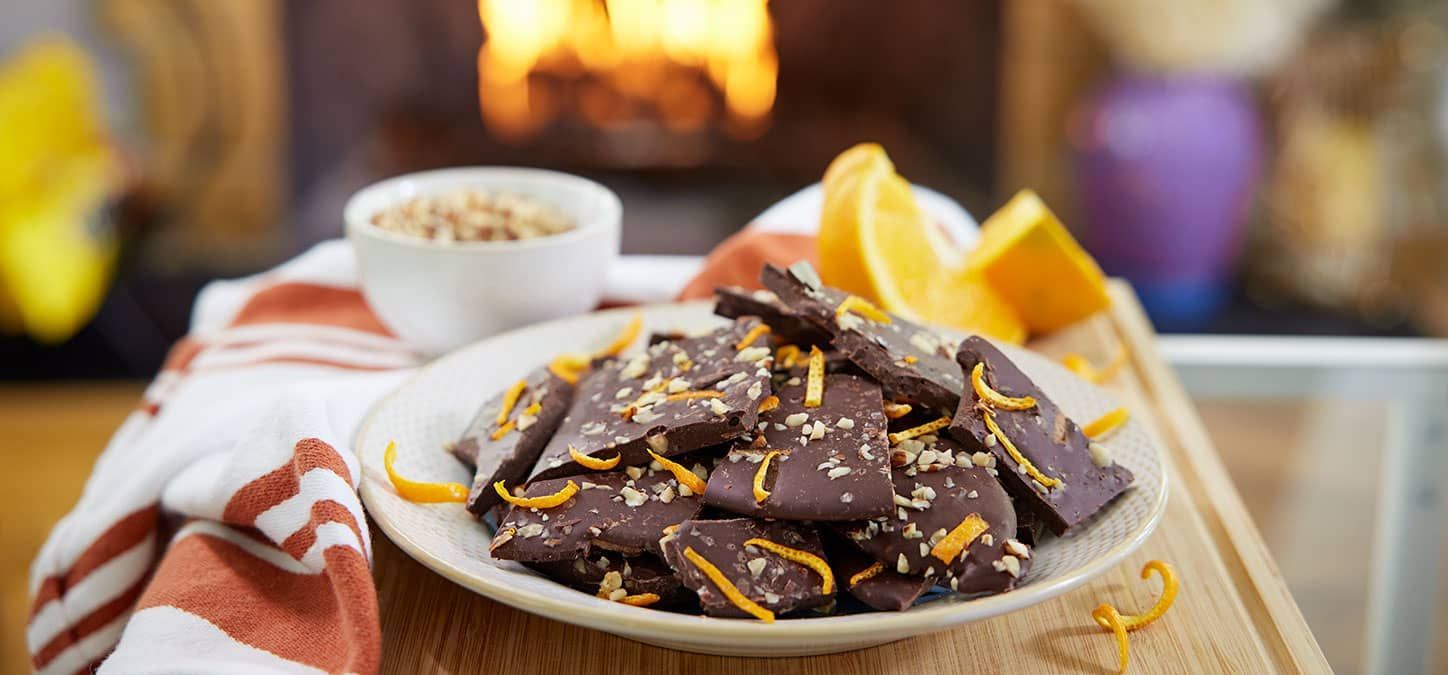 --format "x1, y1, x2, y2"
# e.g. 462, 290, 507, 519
28, 184, 974, 673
